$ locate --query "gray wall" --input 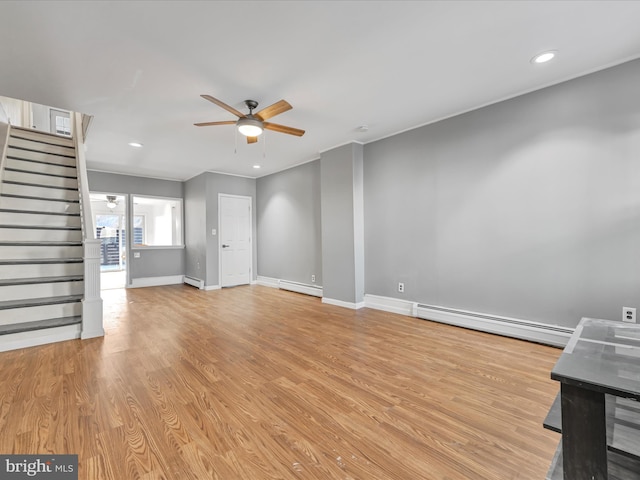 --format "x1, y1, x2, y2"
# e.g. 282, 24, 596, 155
87, 171, 185, 282
256, 160, 322, 285
364, 59, 640, 328
183, 172, 257, 288
184, 173, 207, 282
204, 172, 256, 287
320, 143, 365, 304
